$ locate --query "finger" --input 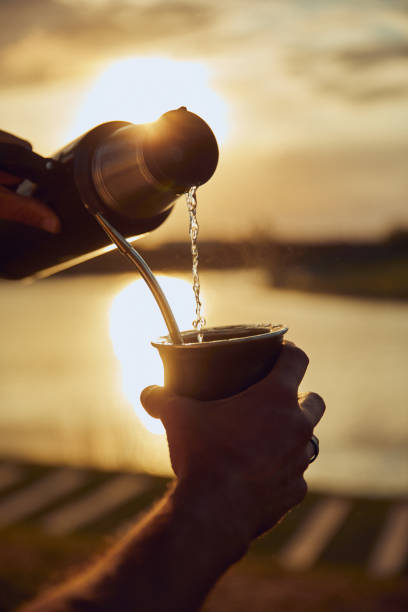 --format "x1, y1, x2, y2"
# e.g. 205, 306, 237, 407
298, 392, 326, 427
0, 130, 32, 149
140, 385, 176, 419
0, 188, 60, 233
0, 170, 21, 186
291, 439, 319, 475
267, 342, 309, 389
